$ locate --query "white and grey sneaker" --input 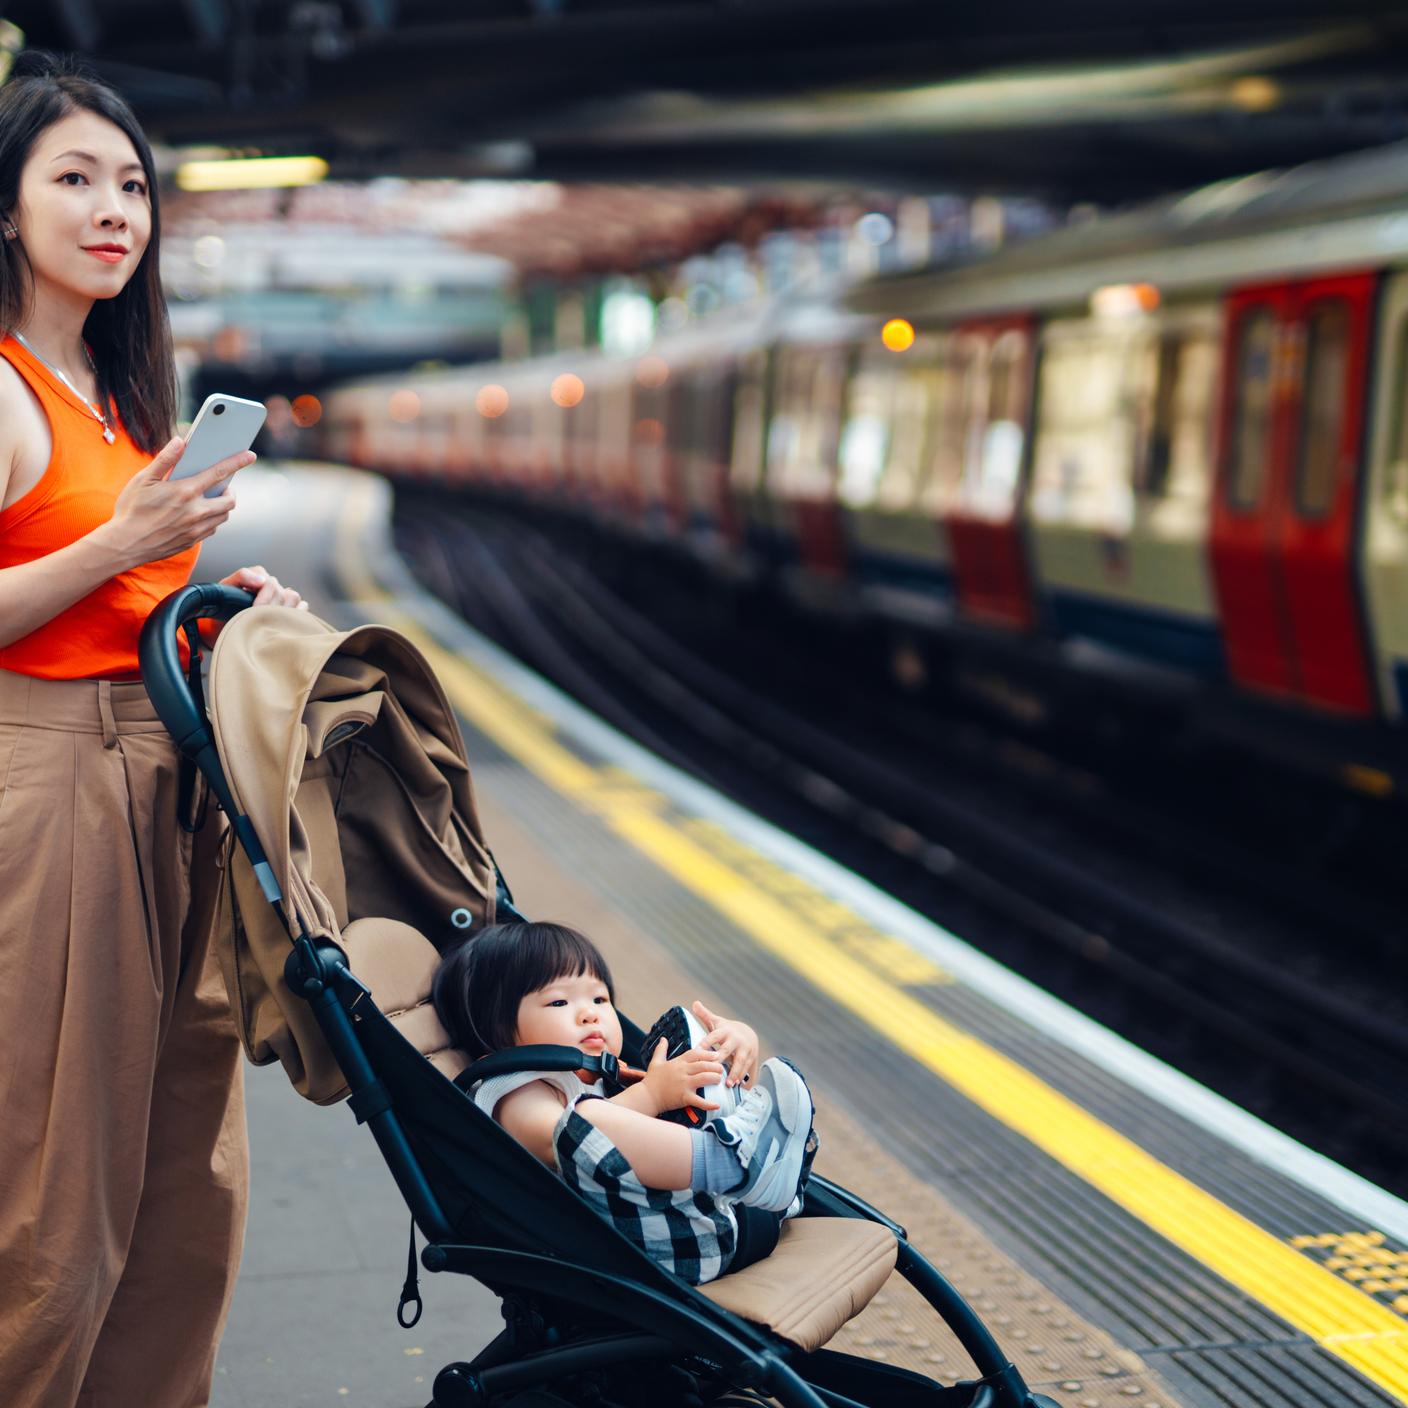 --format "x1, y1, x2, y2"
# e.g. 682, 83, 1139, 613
710, 1057, 815, 1214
